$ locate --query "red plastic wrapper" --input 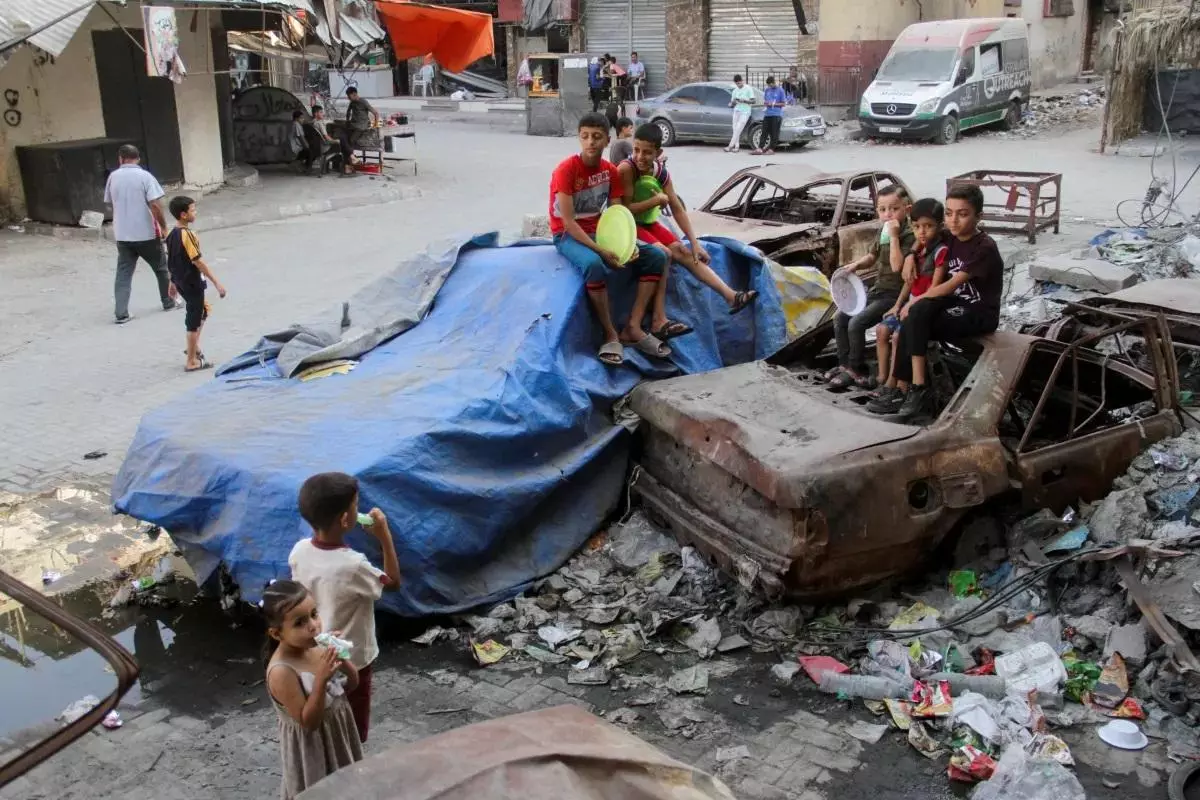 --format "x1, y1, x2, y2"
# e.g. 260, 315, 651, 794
966, 648, 996, 676
1104, 697, 1147, 720
948, 746, 996, 782
912, 680, 953, 718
